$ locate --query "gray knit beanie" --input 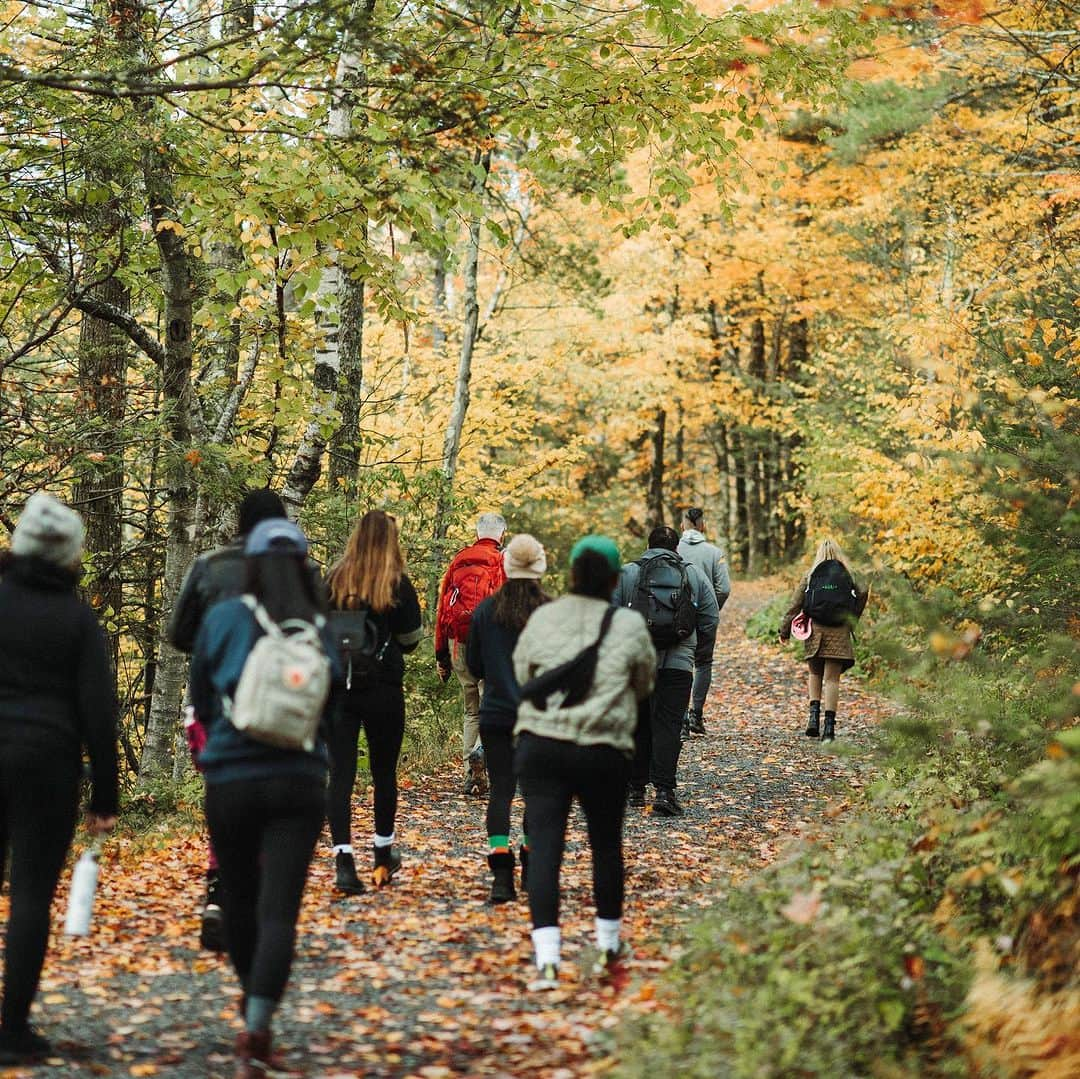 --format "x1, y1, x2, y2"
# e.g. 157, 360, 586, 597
11, 492, 85, 568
